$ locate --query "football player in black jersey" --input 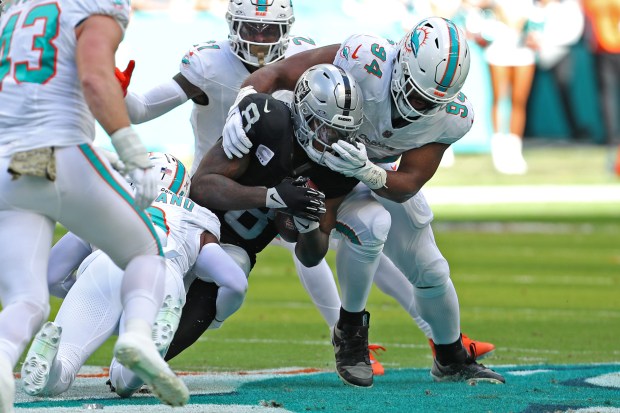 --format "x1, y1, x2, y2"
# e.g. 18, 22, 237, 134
163, 64, 365, 362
